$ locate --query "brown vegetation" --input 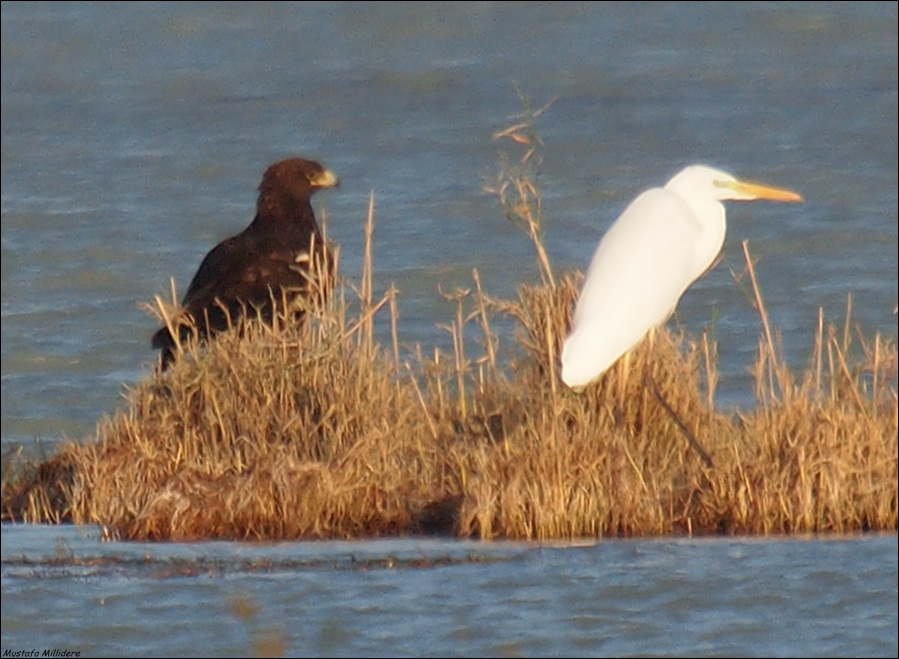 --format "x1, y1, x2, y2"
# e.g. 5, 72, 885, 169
2, 115, 896, 541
